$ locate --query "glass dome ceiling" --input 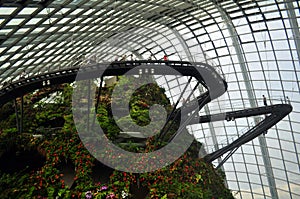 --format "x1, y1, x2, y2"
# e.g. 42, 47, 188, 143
0, 0, 299, 198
